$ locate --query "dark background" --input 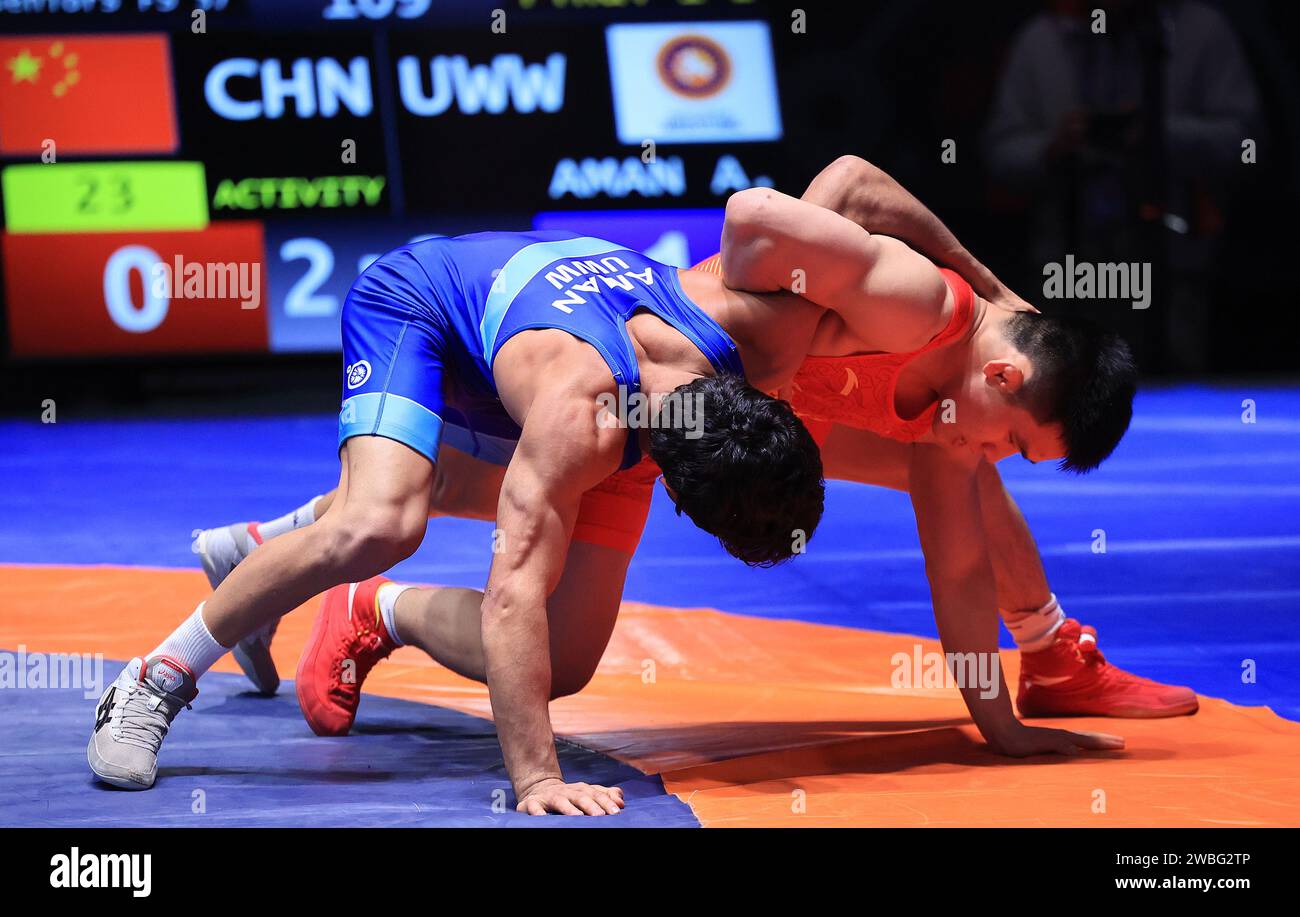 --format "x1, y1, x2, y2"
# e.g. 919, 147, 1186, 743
3, 0, 1297, 417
